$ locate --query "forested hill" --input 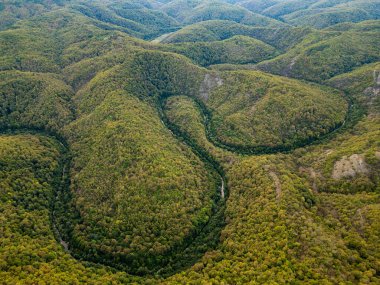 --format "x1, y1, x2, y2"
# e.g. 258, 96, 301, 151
0, 0, 379, 284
